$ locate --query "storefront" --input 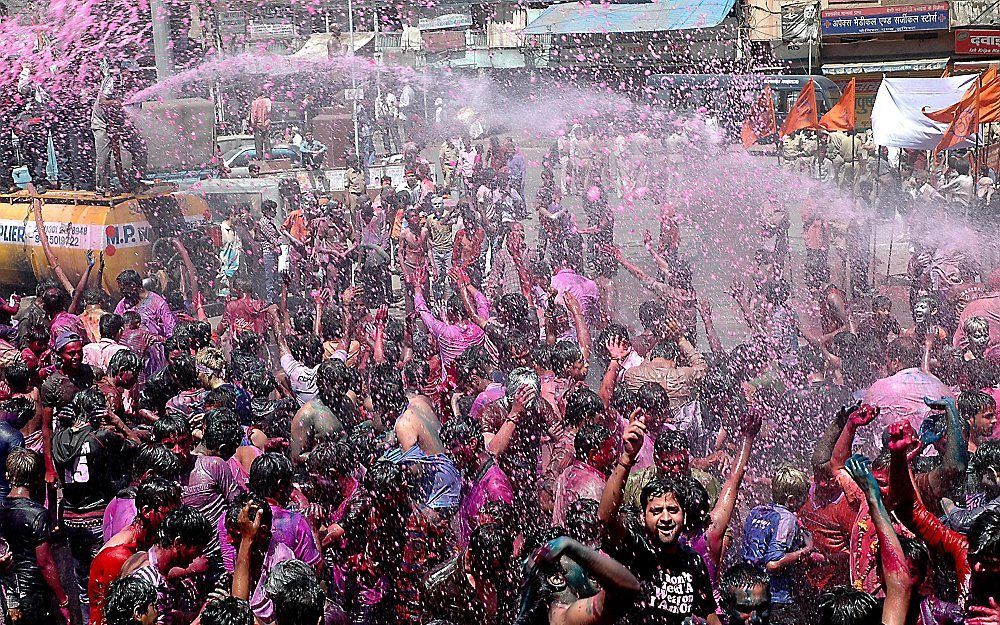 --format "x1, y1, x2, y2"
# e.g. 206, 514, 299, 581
820, 2, 953, 129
